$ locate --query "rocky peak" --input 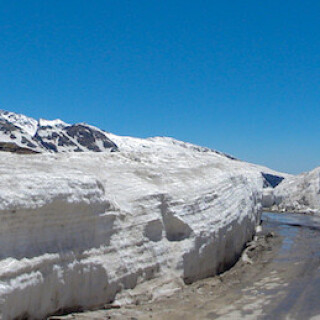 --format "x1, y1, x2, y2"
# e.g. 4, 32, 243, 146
0, 110, 118, 153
